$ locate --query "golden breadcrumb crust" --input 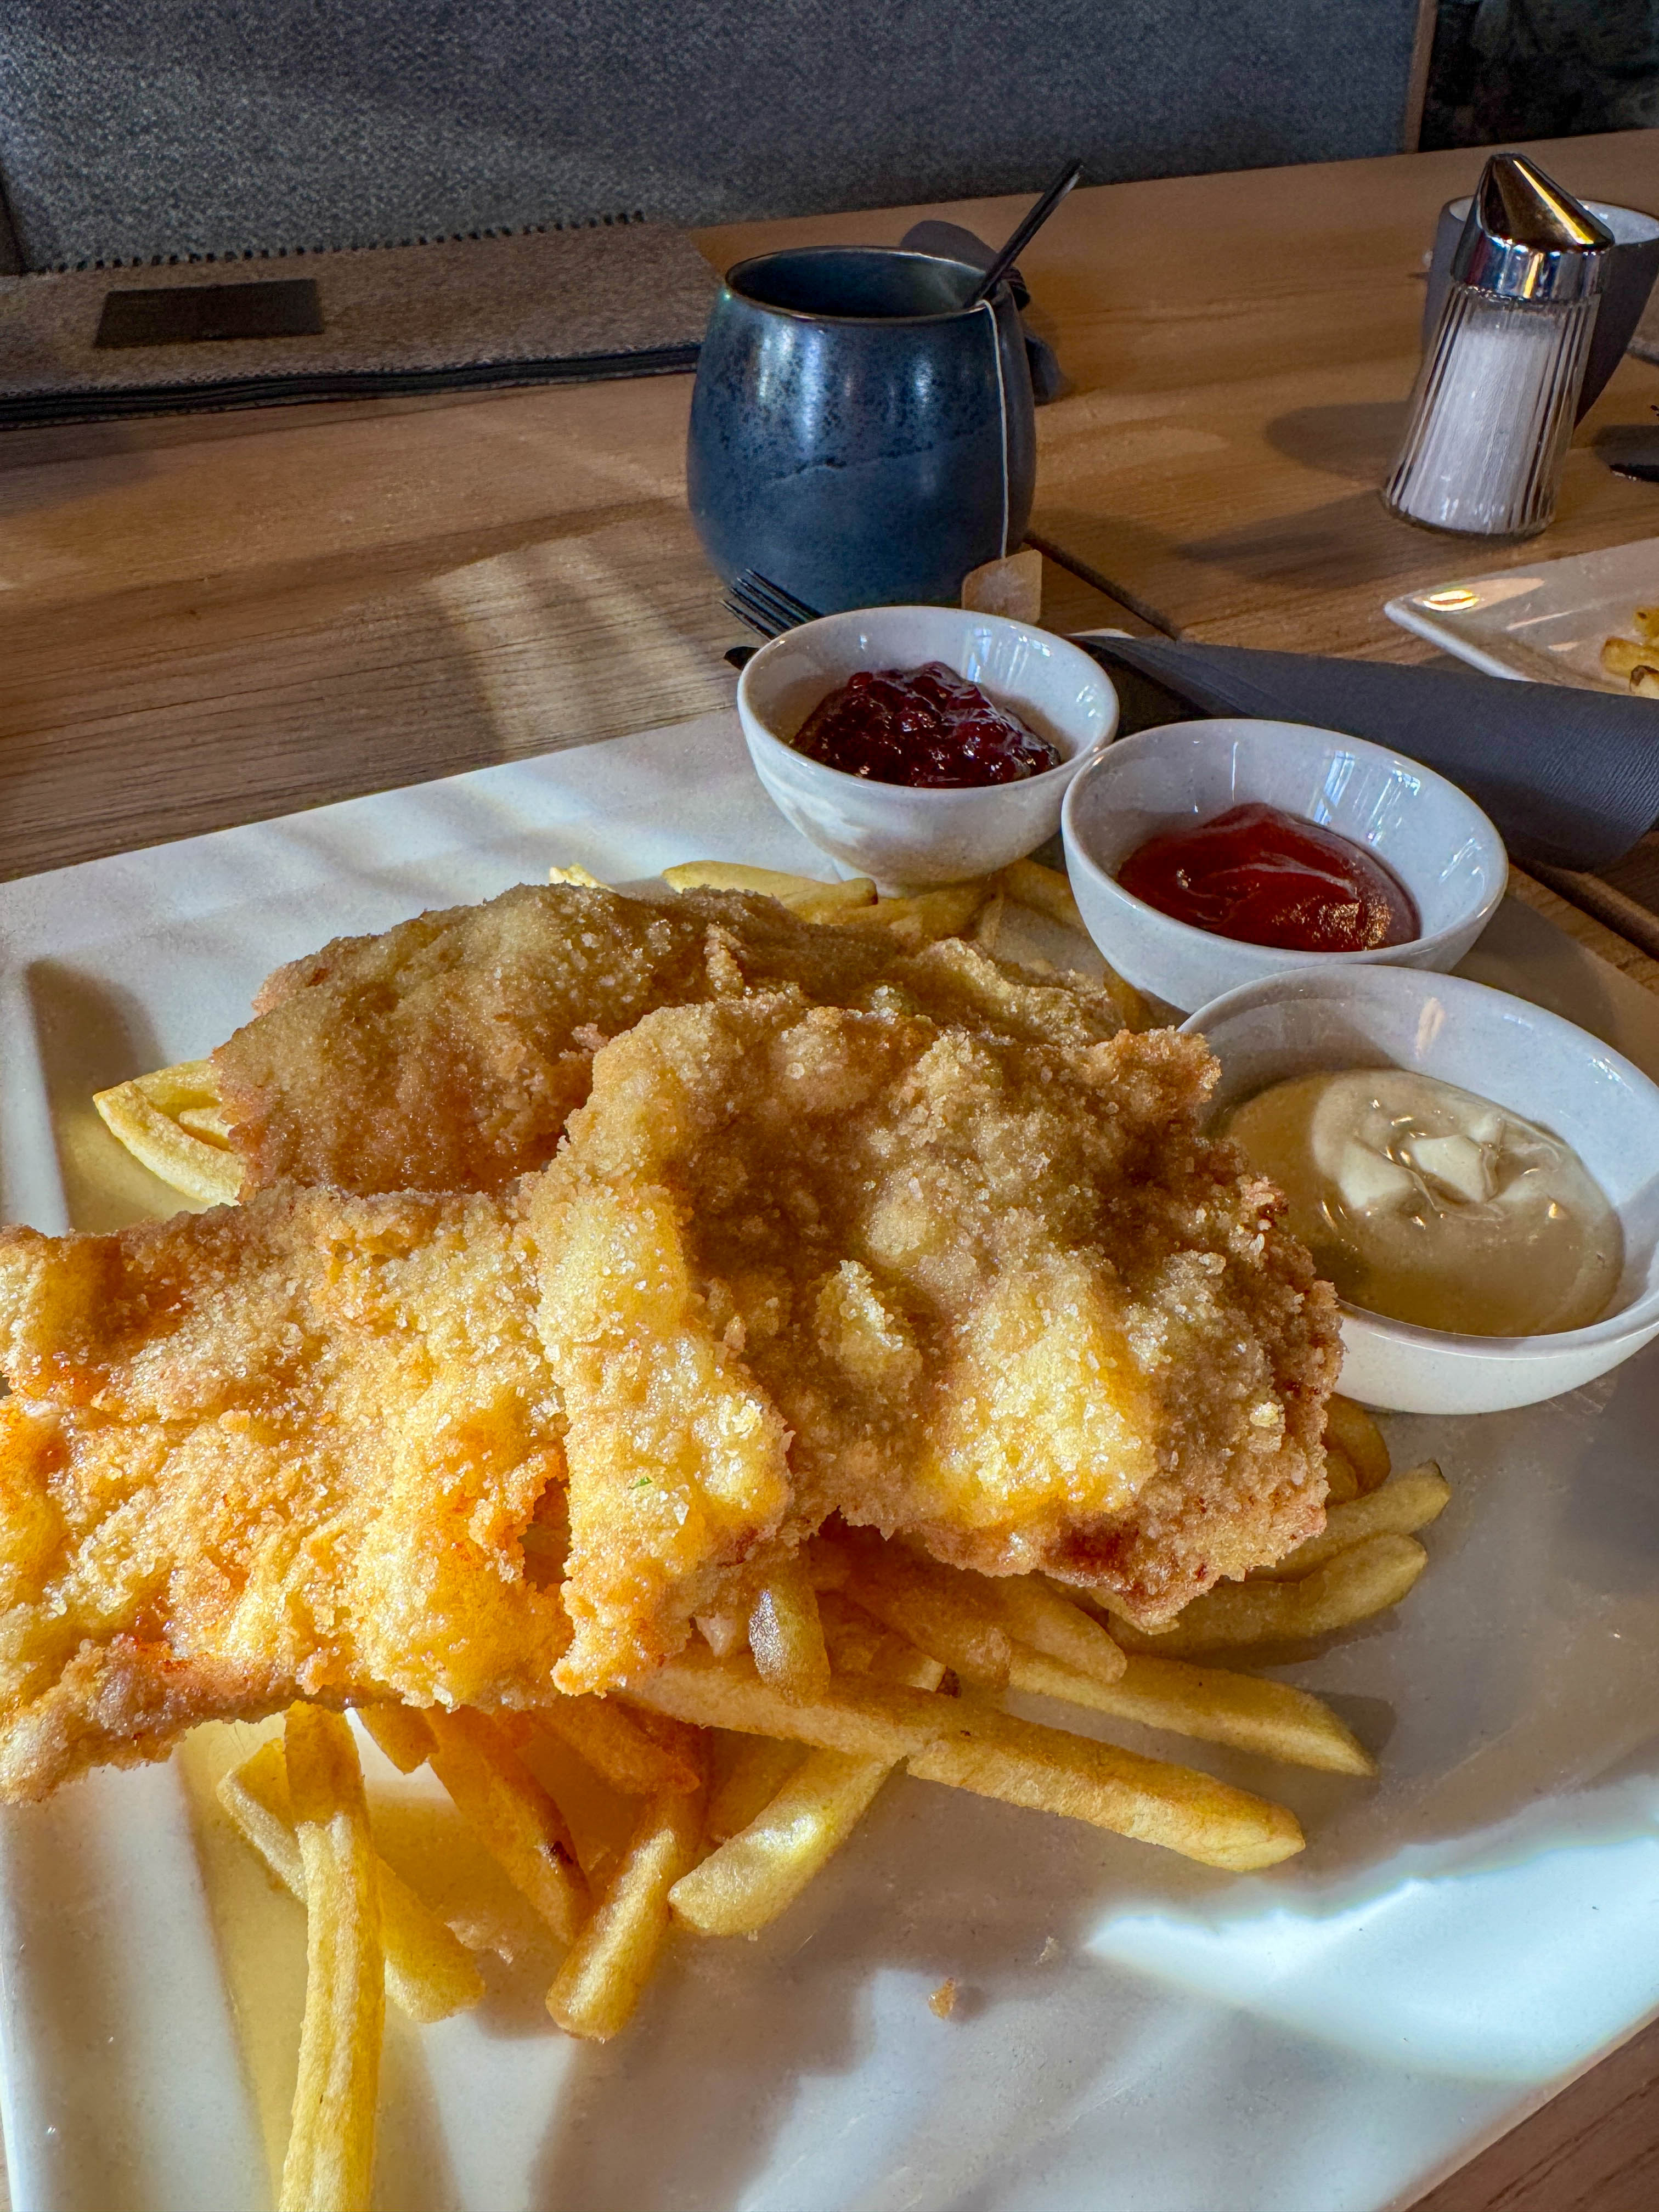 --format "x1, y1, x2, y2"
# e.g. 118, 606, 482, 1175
212, 883, 1130, 1198
0, 1186, 570, 1801
537, 999, 1338, 1688
0, 955, 1336, 1800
